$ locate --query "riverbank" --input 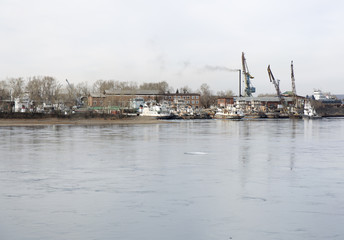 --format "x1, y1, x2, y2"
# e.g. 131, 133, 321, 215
0, 116, 166, 126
